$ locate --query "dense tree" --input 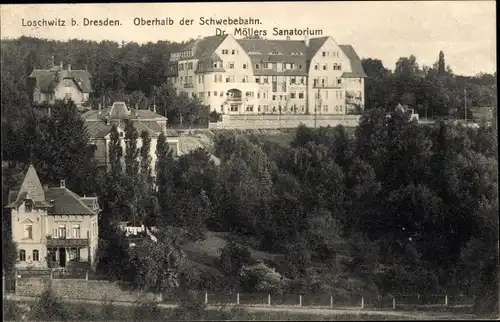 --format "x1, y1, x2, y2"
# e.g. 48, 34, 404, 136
126, 238, 185, 292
